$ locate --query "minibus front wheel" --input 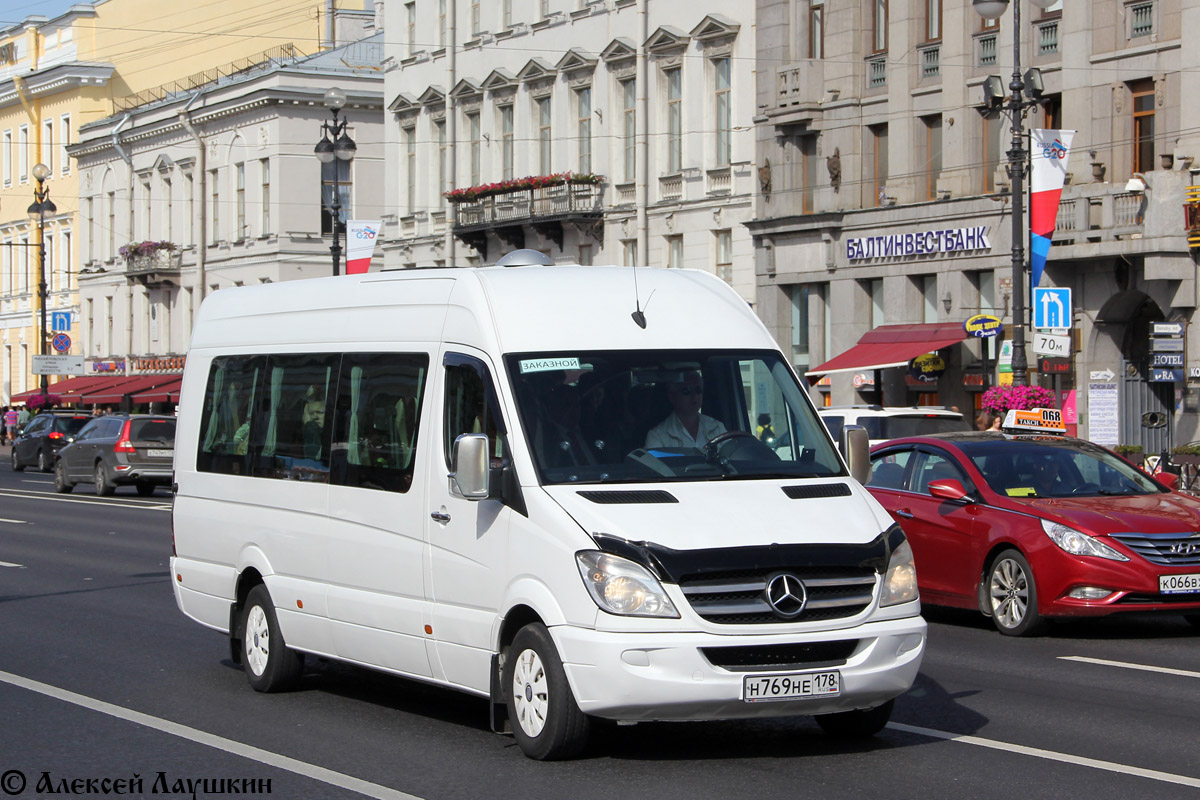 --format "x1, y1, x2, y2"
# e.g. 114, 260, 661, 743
502, 623, 590, 760
240, 584, 304, 692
